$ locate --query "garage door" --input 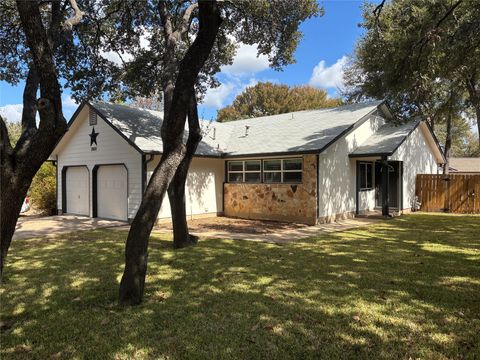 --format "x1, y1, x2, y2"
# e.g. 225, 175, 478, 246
97, 165, 128, 221
66, 166, 89, 216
